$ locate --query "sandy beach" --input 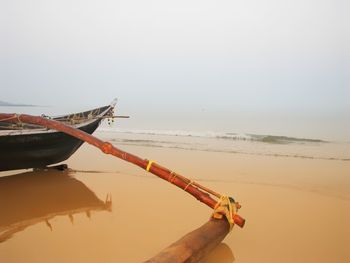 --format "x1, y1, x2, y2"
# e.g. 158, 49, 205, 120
0, 131, 349, 262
